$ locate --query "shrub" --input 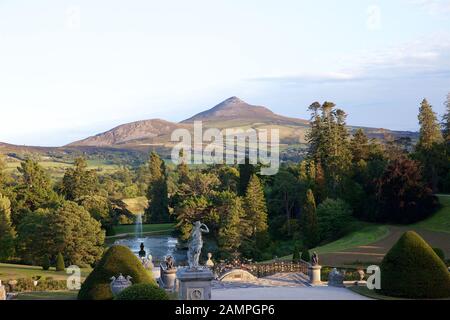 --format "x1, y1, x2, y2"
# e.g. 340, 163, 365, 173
115, 283, 169, 300
292, 245, 301, 263
301, 248, 310, 263
432, 247, 446, 262
41, 254, 50, 271
316, 198, 354, 242
56, 252, 65, 271
380, 231, 450, 298
77, 245, 154, 300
